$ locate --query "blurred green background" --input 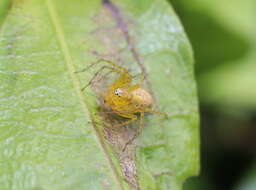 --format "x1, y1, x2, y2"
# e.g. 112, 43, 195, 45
169, 0, 256, 189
